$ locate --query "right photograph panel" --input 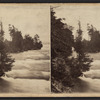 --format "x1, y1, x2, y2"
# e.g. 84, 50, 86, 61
51, 4, 100, 93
